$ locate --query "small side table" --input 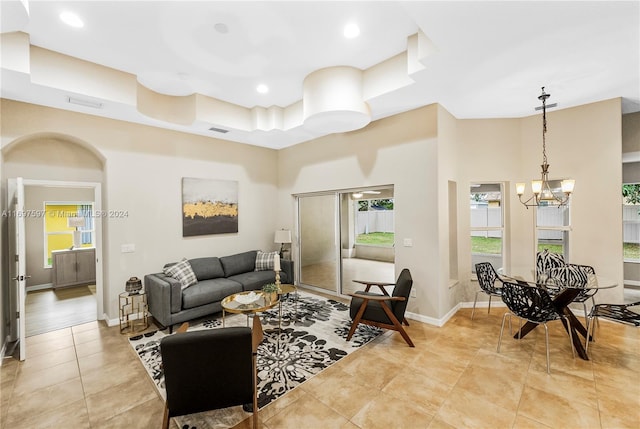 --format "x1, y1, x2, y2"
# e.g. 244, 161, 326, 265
119, 291, 149, 334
